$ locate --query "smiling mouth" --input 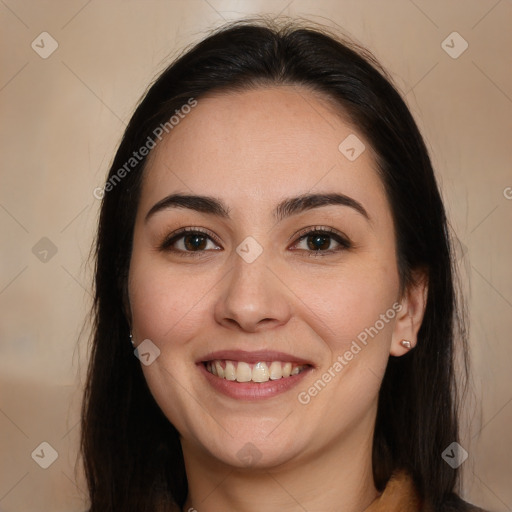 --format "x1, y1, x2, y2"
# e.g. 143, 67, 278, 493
204, 360, 311, 383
